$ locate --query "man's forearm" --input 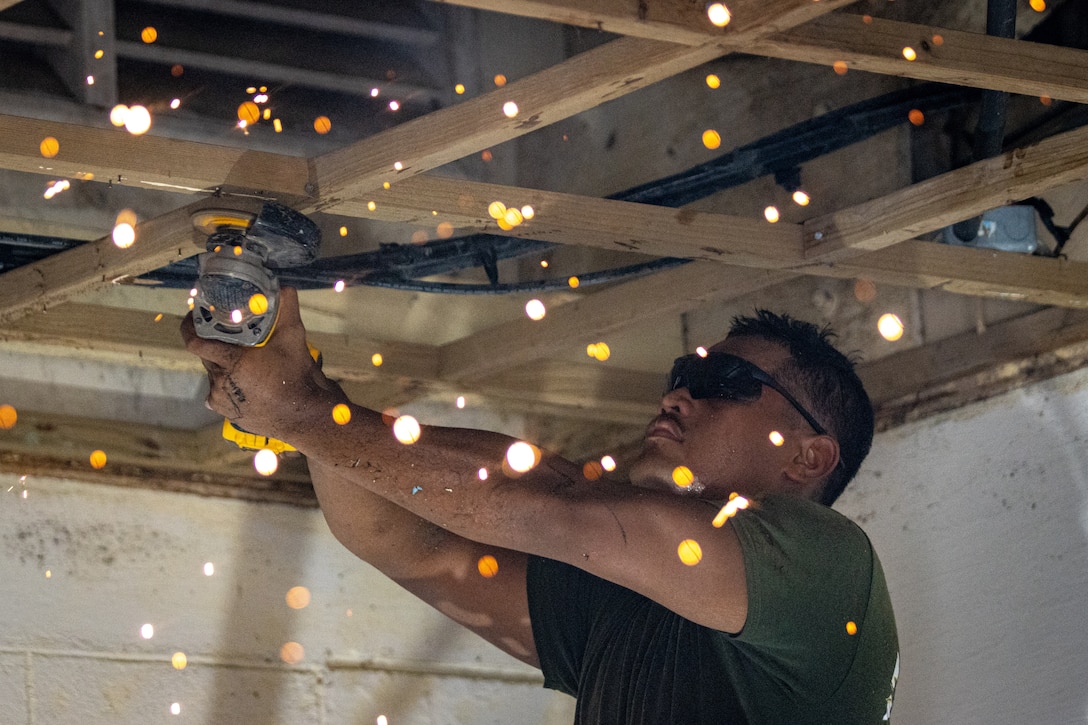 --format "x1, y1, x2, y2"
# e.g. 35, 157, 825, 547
286, 396, 581, 555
